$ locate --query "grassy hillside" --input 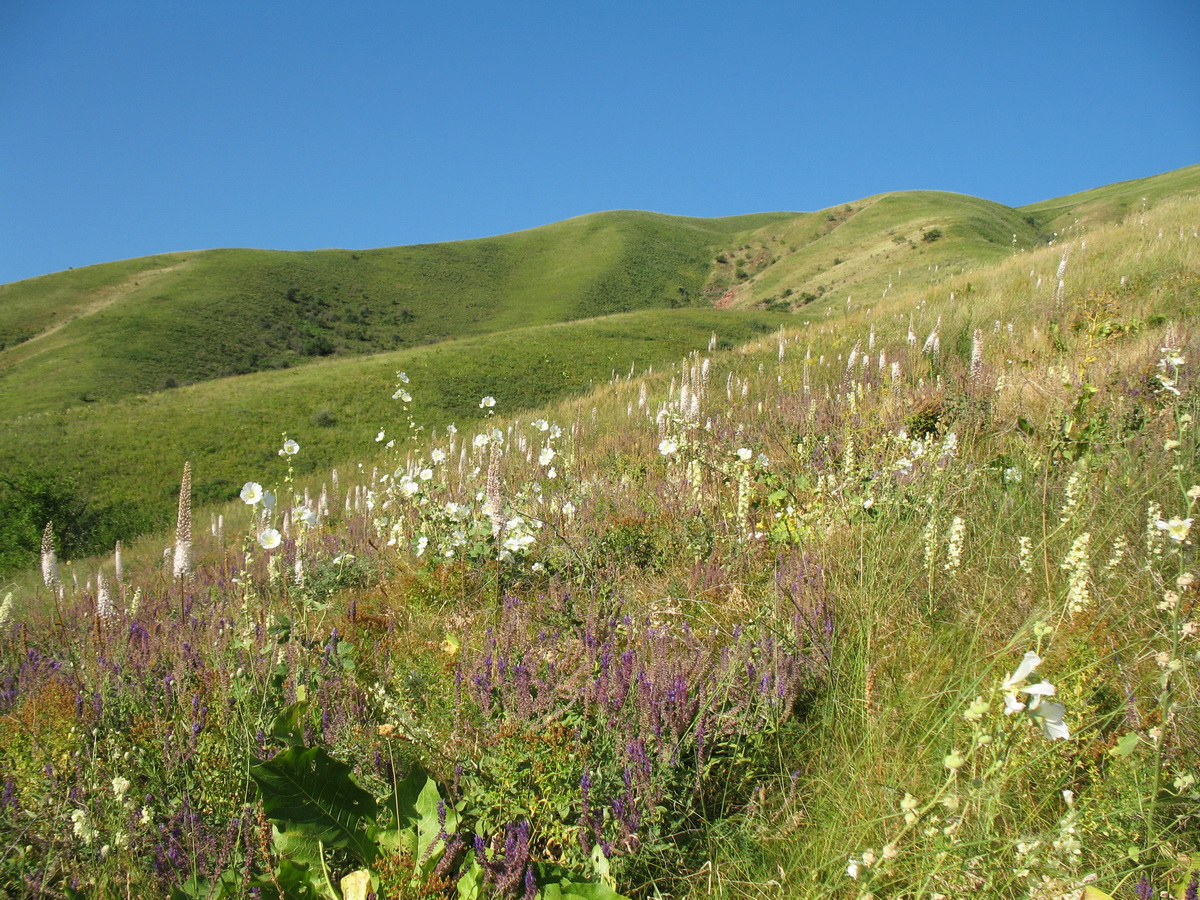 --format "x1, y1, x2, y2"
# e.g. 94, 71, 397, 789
1, 177, 1198, 899
1021, 162, 1200, 233
0, 211, 791, 416
705, 189, 1046, 311
0, 307, 789, 573
2, 163, 1197, 575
